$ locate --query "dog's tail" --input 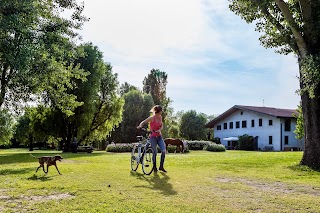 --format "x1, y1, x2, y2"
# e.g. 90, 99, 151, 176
30, 153, 37, 158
